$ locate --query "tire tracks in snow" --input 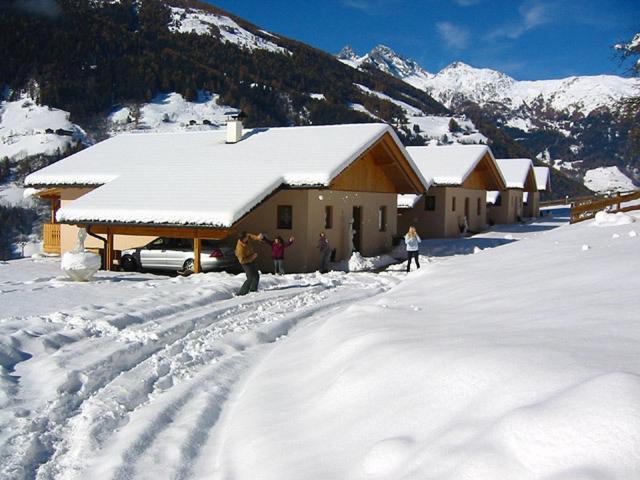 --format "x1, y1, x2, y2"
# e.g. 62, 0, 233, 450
1, 272, 399, 479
